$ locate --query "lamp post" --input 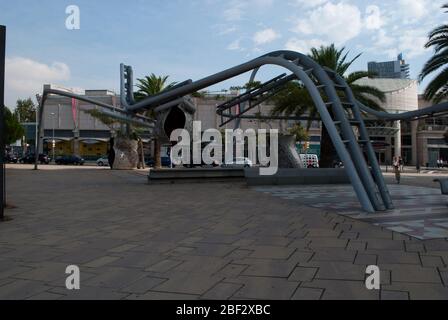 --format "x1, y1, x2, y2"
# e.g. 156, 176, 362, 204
51, 112, 56, 163
1, 25, 6, 219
